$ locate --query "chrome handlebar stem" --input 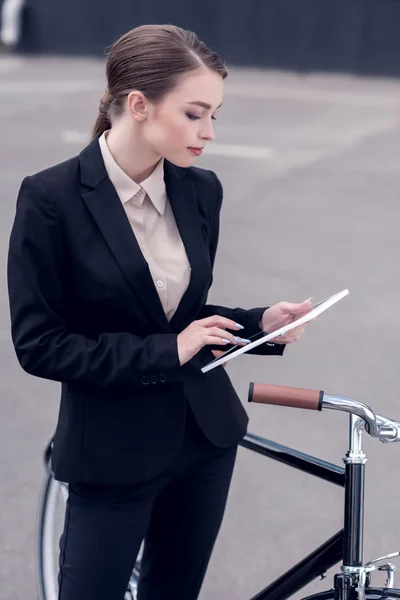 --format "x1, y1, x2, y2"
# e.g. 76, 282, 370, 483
321, 393, 400, 598
322, 395, 400, 443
